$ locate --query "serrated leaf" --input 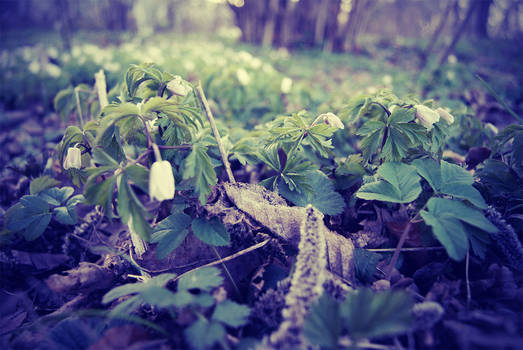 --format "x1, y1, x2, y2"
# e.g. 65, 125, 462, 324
53, 206, 76, 225
29, 176, 60, 195
440, 161, 486, 208
103, 273, 176, 304
420, 210, 469, 261
125, 164, 149, 194
388, 107, 414, 124
183, 144, 218, 205
414, 159, 487, 208
304, 294, 342, 348
84, 174, 116, 208
178, 267, 223, 292
212, 300, 250, 327
413, 158, 442, 191
420, 198, 497, 260
191, 217, 229, 246
151, 213, 192, 259
278, 170, 345, 215
340, 289, 413, 340
6, 203, 31, 231
140, 286, 178, 308
23, 213, 52, 241
20, 195, 50, 215
39, 187, 74, 206
356, 162, 421, 203
185, 319, 225, 350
